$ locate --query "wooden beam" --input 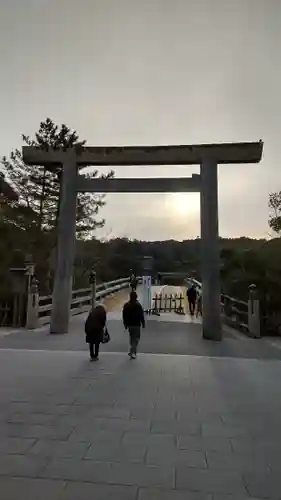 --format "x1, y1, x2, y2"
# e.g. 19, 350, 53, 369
23, 141, 263, 166
76, 175, 201, 193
